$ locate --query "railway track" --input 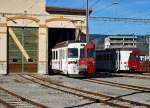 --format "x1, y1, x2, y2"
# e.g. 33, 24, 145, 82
115, 73, 150, 80
0, 85, 48, 108
0, 98, 13, 108
19, 74, 150, 108
84, 79, 150, 92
